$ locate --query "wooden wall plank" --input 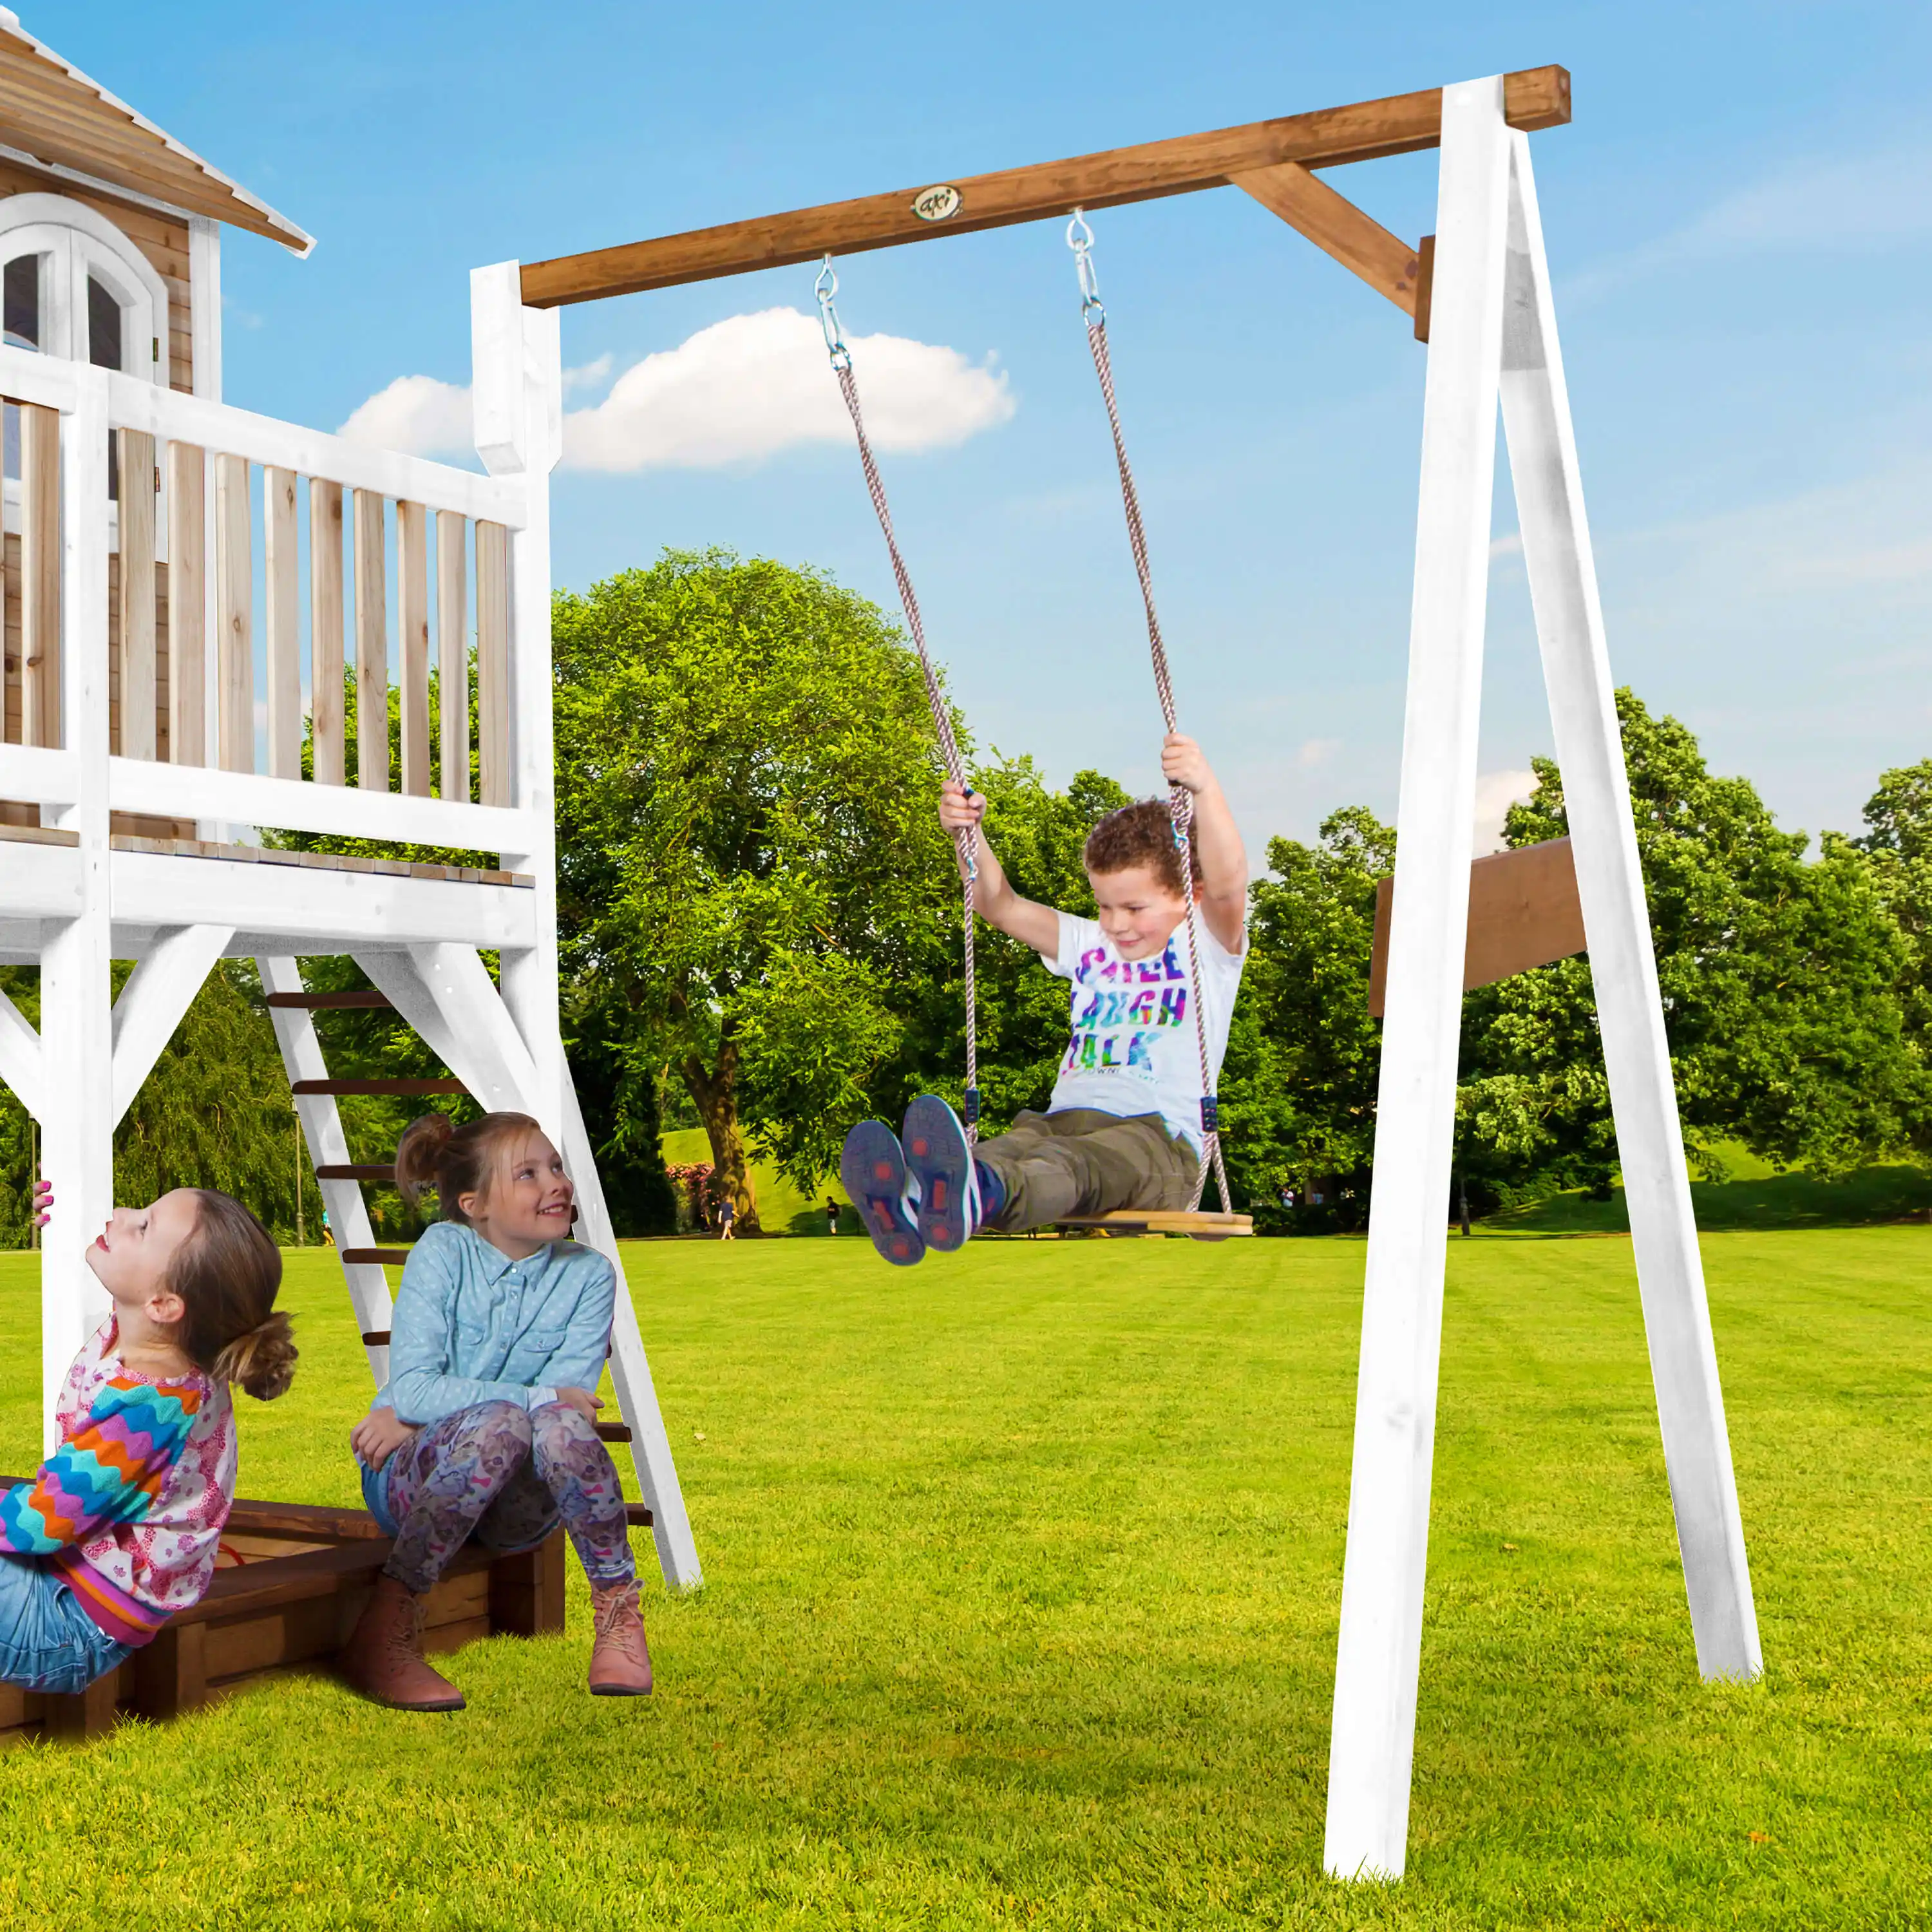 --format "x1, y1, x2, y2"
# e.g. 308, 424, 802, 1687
437, 511, 468, 803
474, 519, 509, 808
115, 428, 158, 761
353, 488, 387, 793
309, 479, 344, 786
20, 401, 58, 748
263, 465, 300, 779
520, 66, 1571, 305
214, 452, 252, 773
396, 499, 430, 797
165, 440, 205, 765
